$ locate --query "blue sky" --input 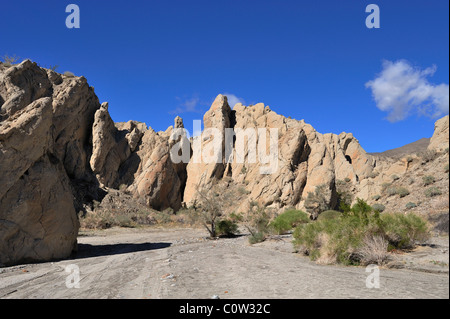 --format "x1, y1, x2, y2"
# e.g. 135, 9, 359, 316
1, 0, 448, 152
